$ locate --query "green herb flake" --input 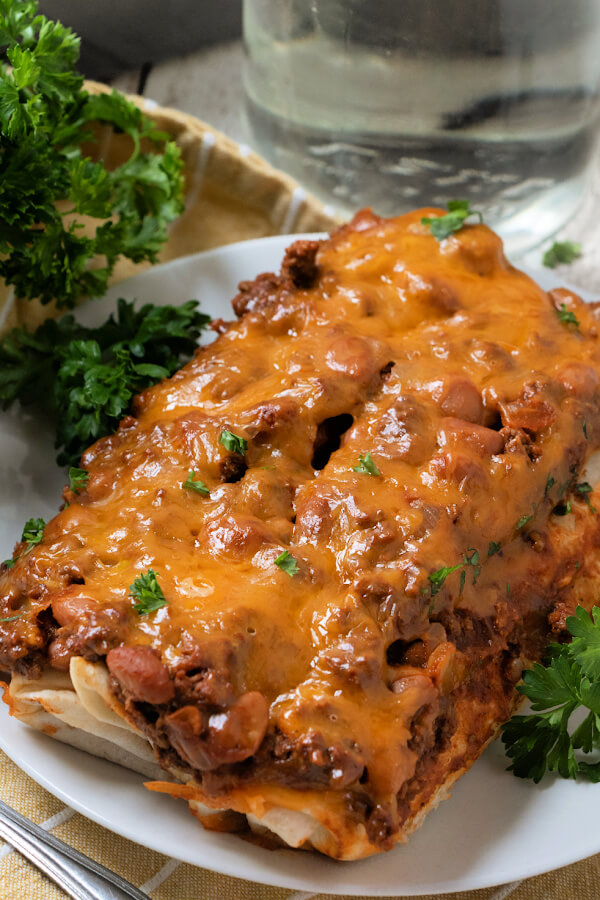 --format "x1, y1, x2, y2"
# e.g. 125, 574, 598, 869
428, 563, 463, 597
274, 550, 299, 578
554, 500, 572, 516
555, 303, 580, 328
219, 430, 248, 455
544, 475, 556, 497
421, 200, 483, 241
575, 482, 597, 513
68, 467, 89, 493
0, 614, 22, 622
542, 241, 582, 270
352, 452, 381, 476
2, 558, 16, 569
488, 541, 502, 557
129, 569, 168, 615
583, 420, 589, 440
21, 517, 45, 550
515, 513, 533, 531
182, 471, 210, 496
